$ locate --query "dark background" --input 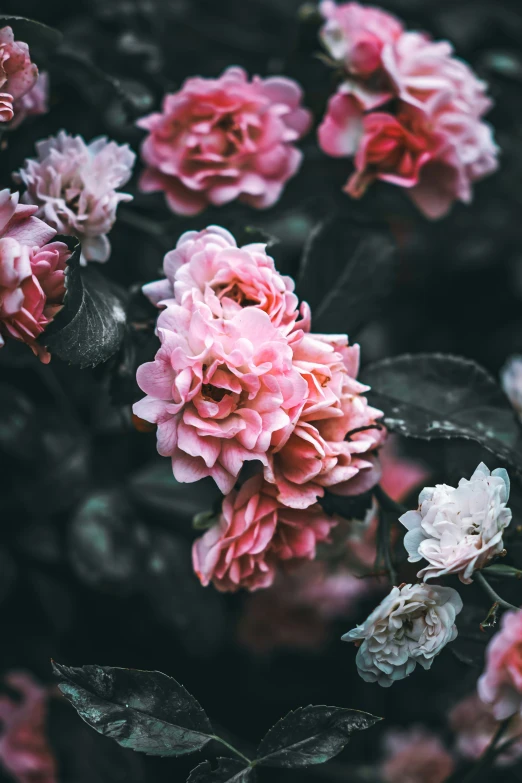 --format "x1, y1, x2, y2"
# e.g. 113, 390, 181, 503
0, 0, 522, 781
